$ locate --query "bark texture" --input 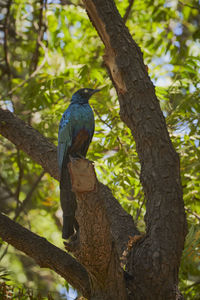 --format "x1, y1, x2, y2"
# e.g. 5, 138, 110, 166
0, 108, 58, 180
0, 212, 90, 297
82, 1, 187, 299
0, 0, 187, 299
0, 108, 138, 299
